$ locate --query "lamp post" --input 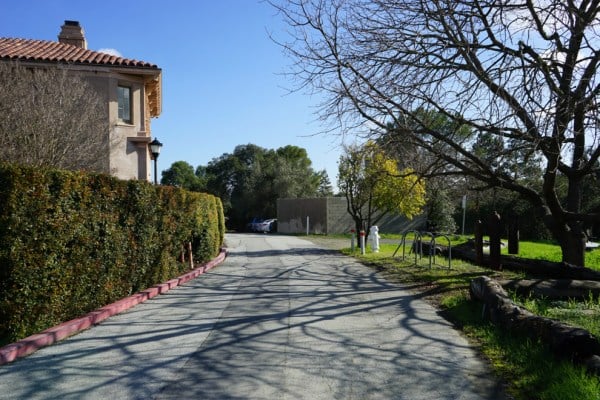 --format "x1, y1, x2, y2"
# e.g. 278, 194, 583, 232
149, 138, 163, 185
